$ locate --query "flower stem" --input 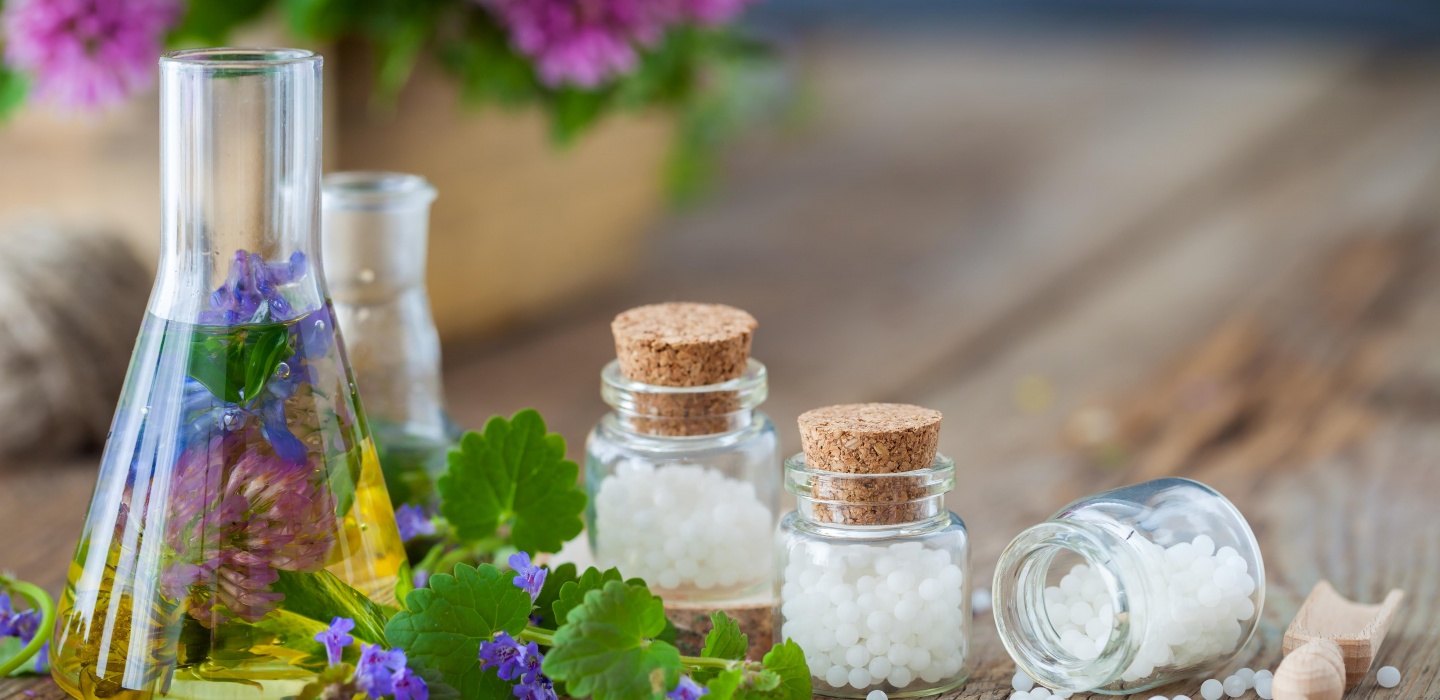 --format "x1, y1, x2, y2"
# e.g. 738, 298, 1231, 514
518, 626, 737, 671
0, 576, 56, 676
